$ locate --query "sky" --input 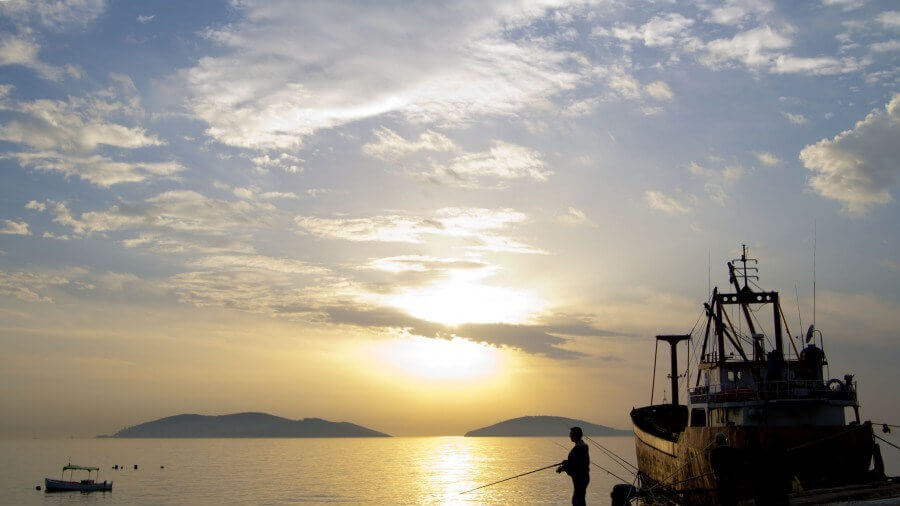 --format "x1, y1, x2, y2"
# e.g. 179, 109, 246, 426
0, 0, 898, 438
